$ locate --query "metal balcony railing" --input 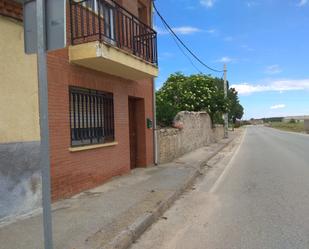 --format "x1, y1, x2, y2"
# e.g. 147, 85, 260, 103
69, 0, 158, 65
